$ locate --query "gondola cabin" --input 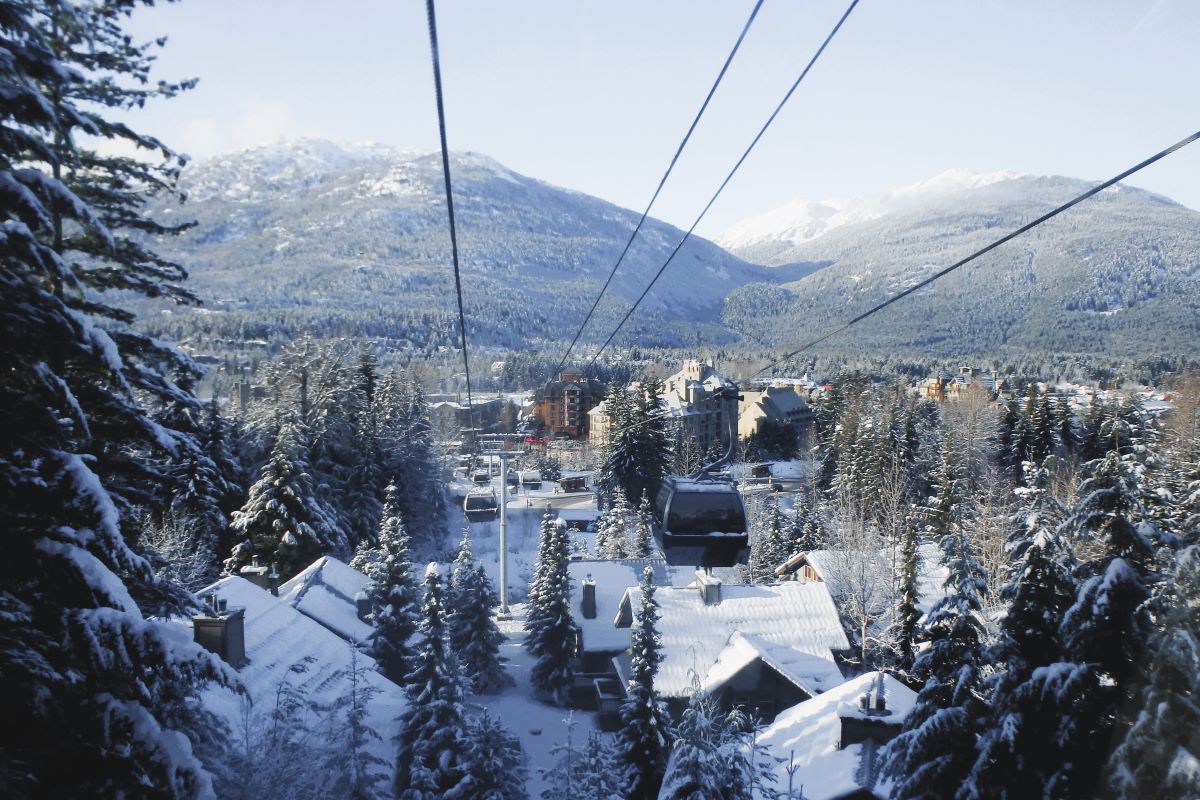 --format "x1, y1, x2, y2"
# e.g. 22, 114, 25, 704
464, 488, 499, 522
652, 476, 749, 568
